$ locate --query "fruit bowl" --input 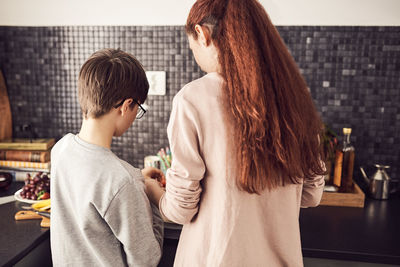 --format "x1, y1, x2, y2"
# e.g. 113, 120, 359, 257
14, 189, 41, 204
15, 172, 50, 202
